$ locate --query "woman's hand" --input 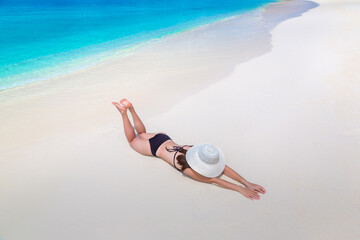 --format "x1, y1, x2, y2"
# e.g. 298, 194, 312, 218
238, 186, 261, 200
246, 182, 266, 195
